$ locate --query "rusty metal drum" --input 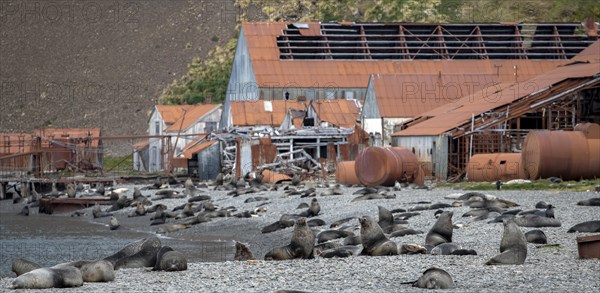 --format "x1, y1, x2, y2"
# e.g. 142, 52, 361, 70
335, 161, 360, 185
466, 153, 526, 182
354, 146, 420, 186
521, 130, 591, 180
